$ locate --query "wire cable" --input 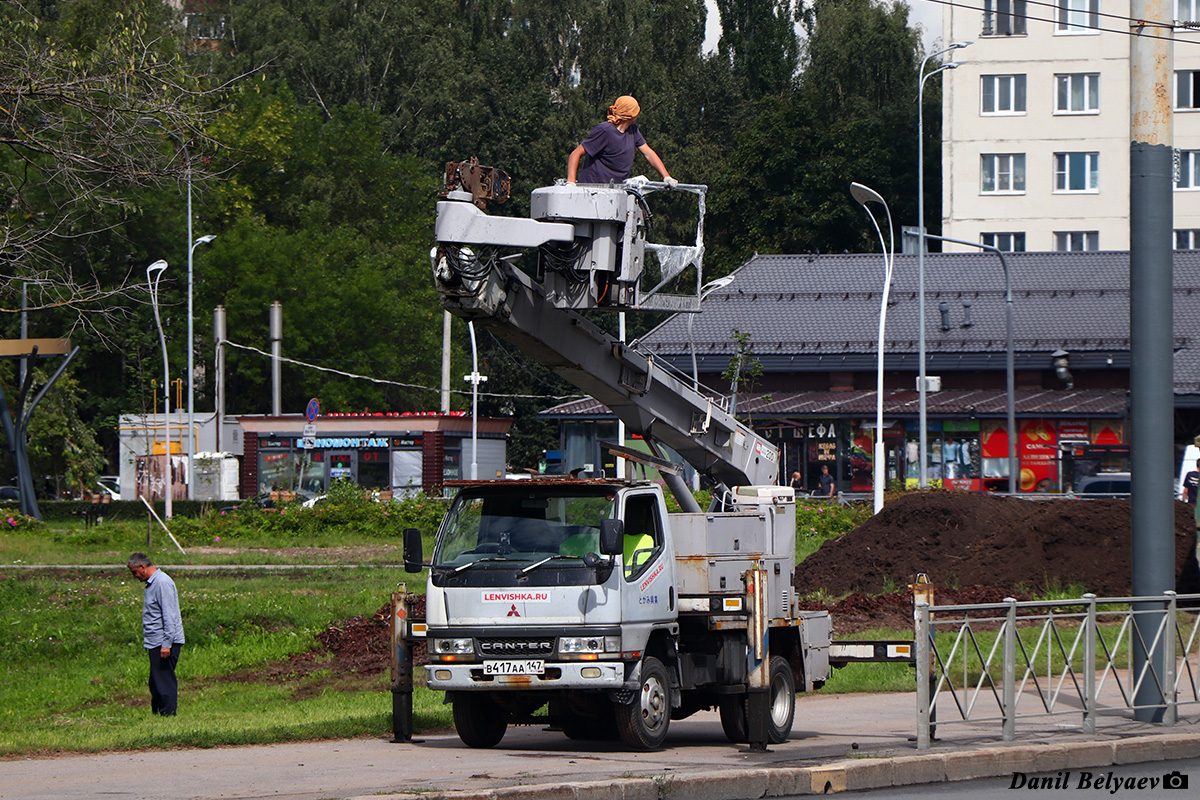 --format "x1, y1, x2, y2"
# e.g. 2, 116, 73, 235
221, 339, 584, 403
923, 0, 1200, 45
